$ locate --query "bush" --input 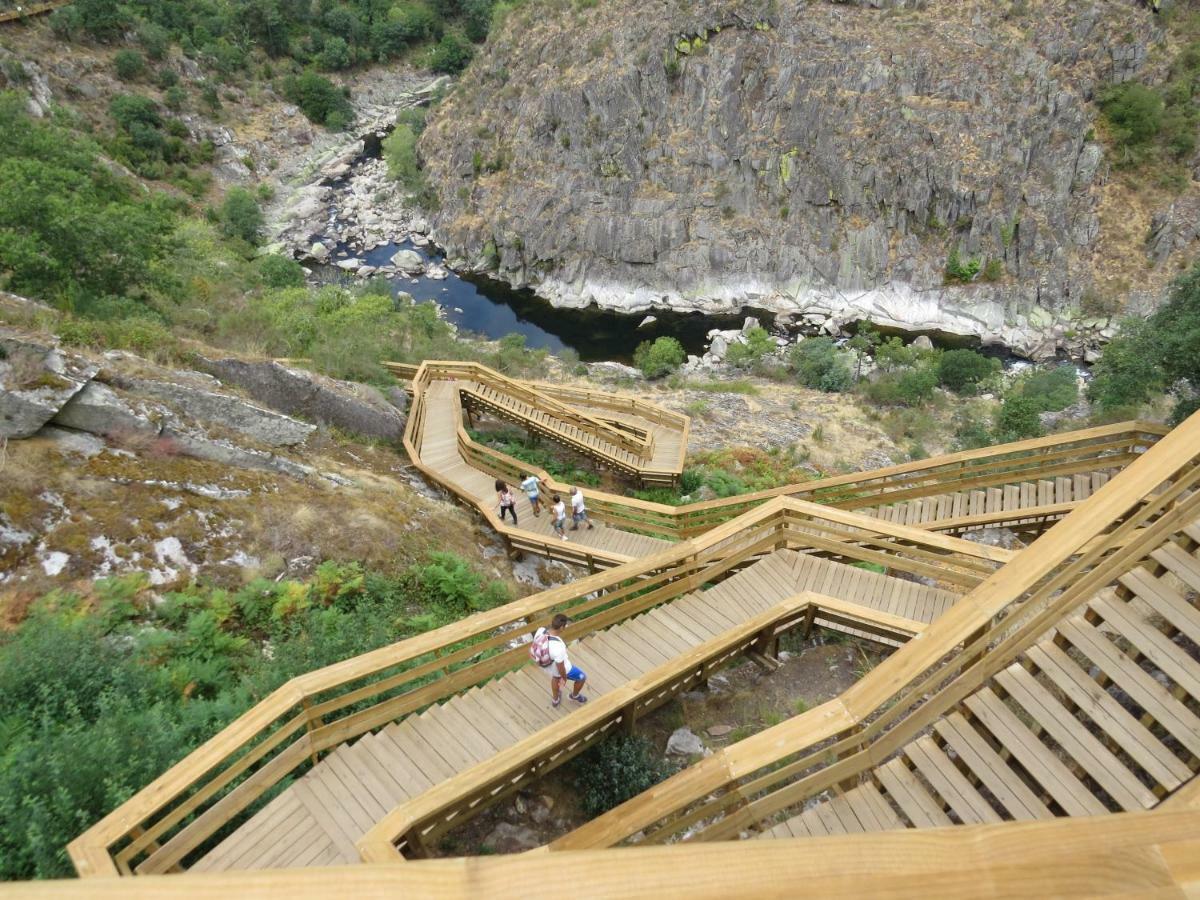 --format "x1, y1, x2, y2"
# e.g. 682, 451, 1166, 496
318, 35, 352, 71
1012, 365, 1078, 413
429, 32, 474, 74
282, 70, 353, 130
863, 367, 938, 407
382, 123, 421, 187
113, 49, 146, 81
1100, 82, 1164, 150
257, 254, 306, 288
1089, 260, 1200, 423
724, 326, 776, 371
944, 246, 981, 284
164, 84, 187, 111
573, 734, 674, 817
994, 395, 1044, 443
633, 336, 685, 379
75, 0, 128, 41
217, 187, 264, 246
788, 337, 852, 392
937, 349, 999, 395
